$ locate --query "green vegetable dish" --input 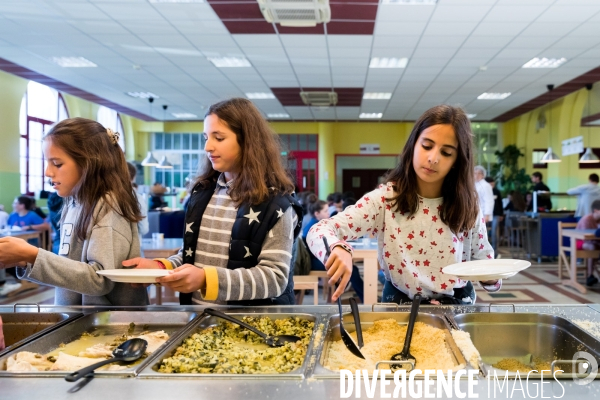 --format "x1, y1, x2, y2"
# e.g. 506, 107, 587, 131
158, 316, 314, 374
